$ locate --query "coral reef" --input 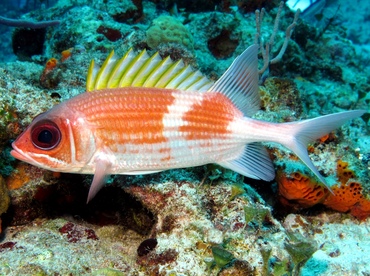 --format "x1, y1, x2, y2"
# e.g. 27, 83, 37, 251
150, 0, 276, 13
0, 0, 369, 275
109, 0, 143, 24
0, 170, 293, 275
150, 0, 224, 13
